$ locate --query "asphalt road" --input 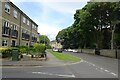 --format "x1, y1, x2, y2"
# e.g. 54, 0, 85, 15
1, 52, 118, 78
